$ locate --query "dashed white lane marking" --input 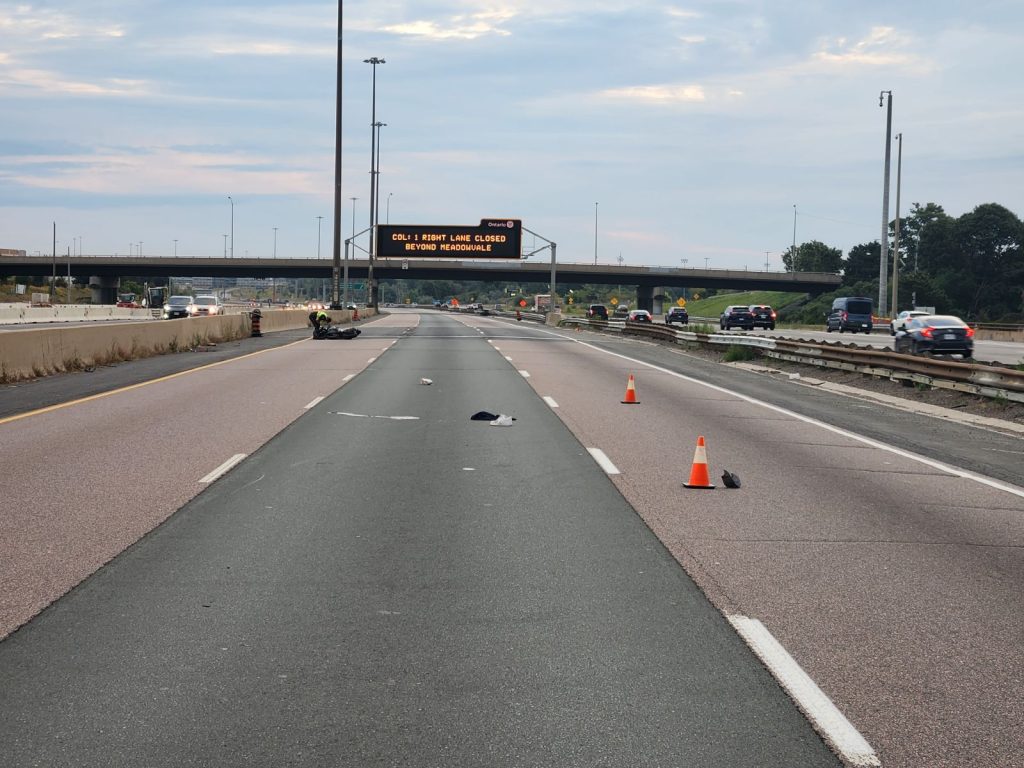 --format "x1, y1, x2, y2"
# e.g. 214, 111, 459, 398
543, 396, 559, 408
505, 356, 514, 362
304, 396, 325, 409
728, 615, 881, 767
463, 467, 476, 471
200, 453, 247, 484
587, 448, 620, 475
518, 370, 531, 378
367, 357, 377, 364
